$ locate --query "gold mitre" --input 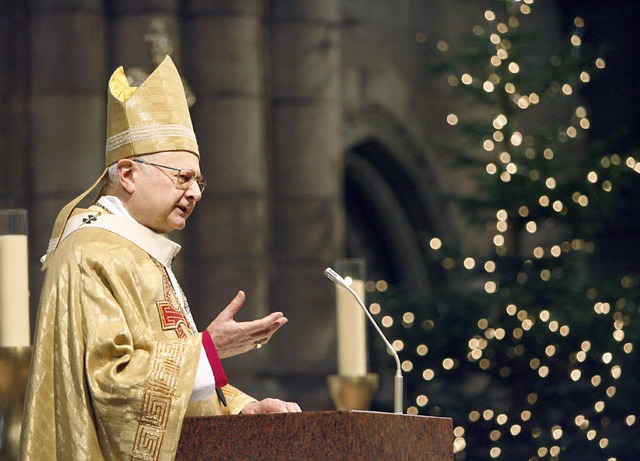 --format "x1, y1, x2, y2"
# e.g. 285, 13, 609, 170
106, 55, 199, 163
43, 56, 198, 267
